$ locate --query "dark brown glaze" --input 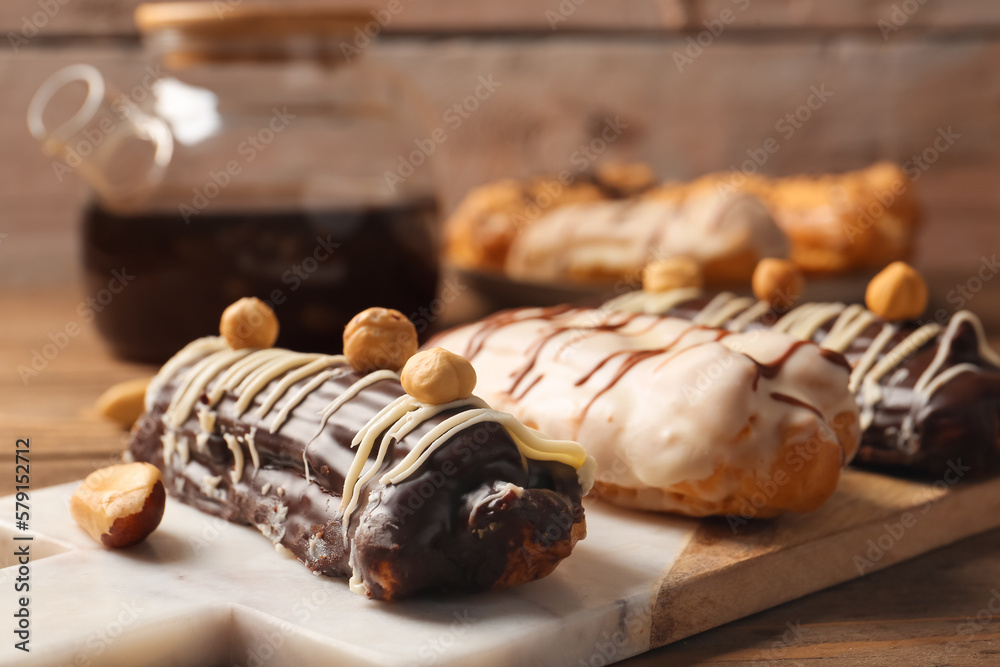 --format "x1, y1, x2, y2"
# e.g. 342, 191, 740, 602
663, 296, 1000, 478
129, 360, 585, 601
